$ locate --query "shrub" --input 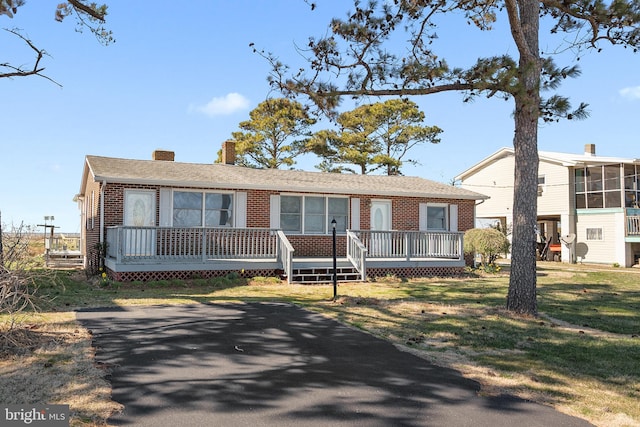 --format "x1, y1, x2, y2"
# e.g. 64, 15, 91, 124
464, 228, 510, 269
225, 272, 240, 280
1, 221, 59, 348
